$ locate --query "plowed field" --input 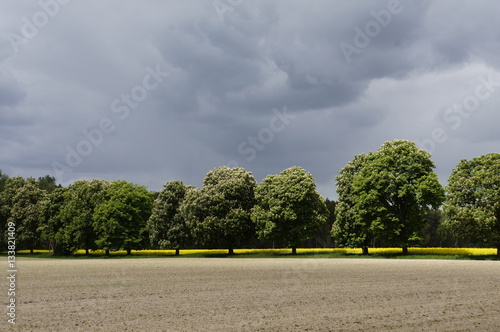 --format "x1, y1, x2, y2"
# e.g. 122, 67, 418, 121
5, 258, 500, 331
